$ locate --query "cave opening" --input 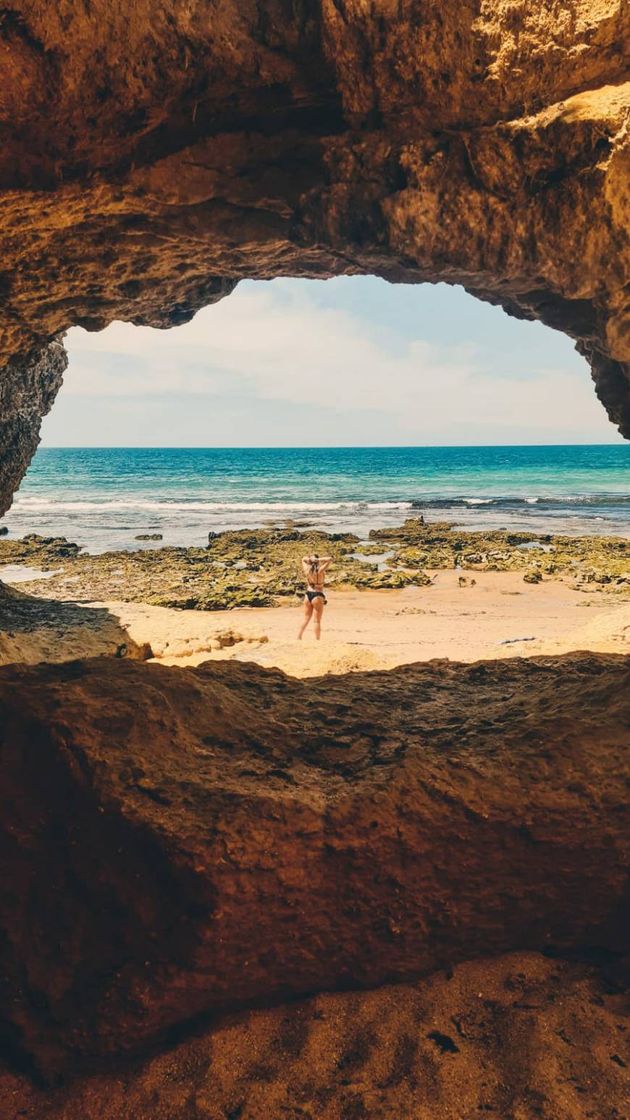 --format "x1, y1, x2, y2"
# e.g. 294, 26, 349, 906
1, 274, 628, 671
3, 275, 626, 553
